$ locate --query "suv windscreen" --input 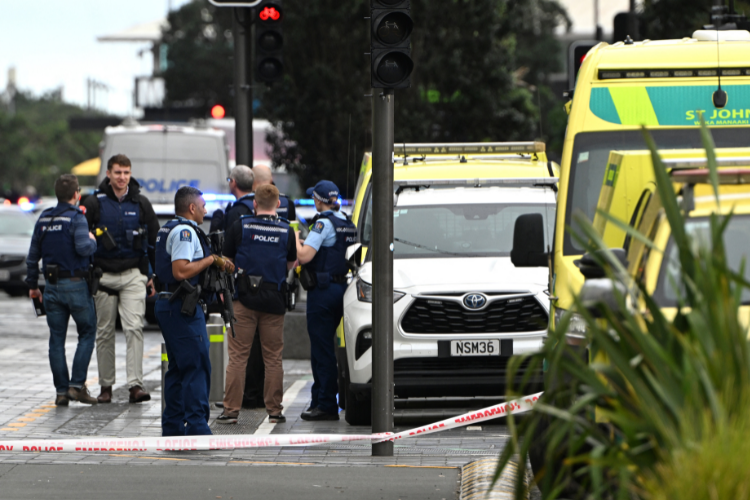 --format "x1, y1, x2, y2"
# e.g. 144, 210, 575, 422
366, 203, 555, 260
565, 128, 750, 255
655, 215, 750, 306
